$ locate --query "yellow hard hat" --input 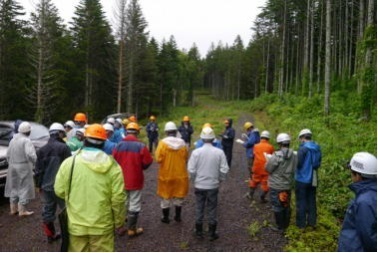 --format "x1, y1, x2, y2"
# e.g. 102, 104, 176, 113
202, 123, 212, 129
126, 122, 140, 131
150, 115, 156, 121
244, 122, 253, 130
183, 116, 190, 122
